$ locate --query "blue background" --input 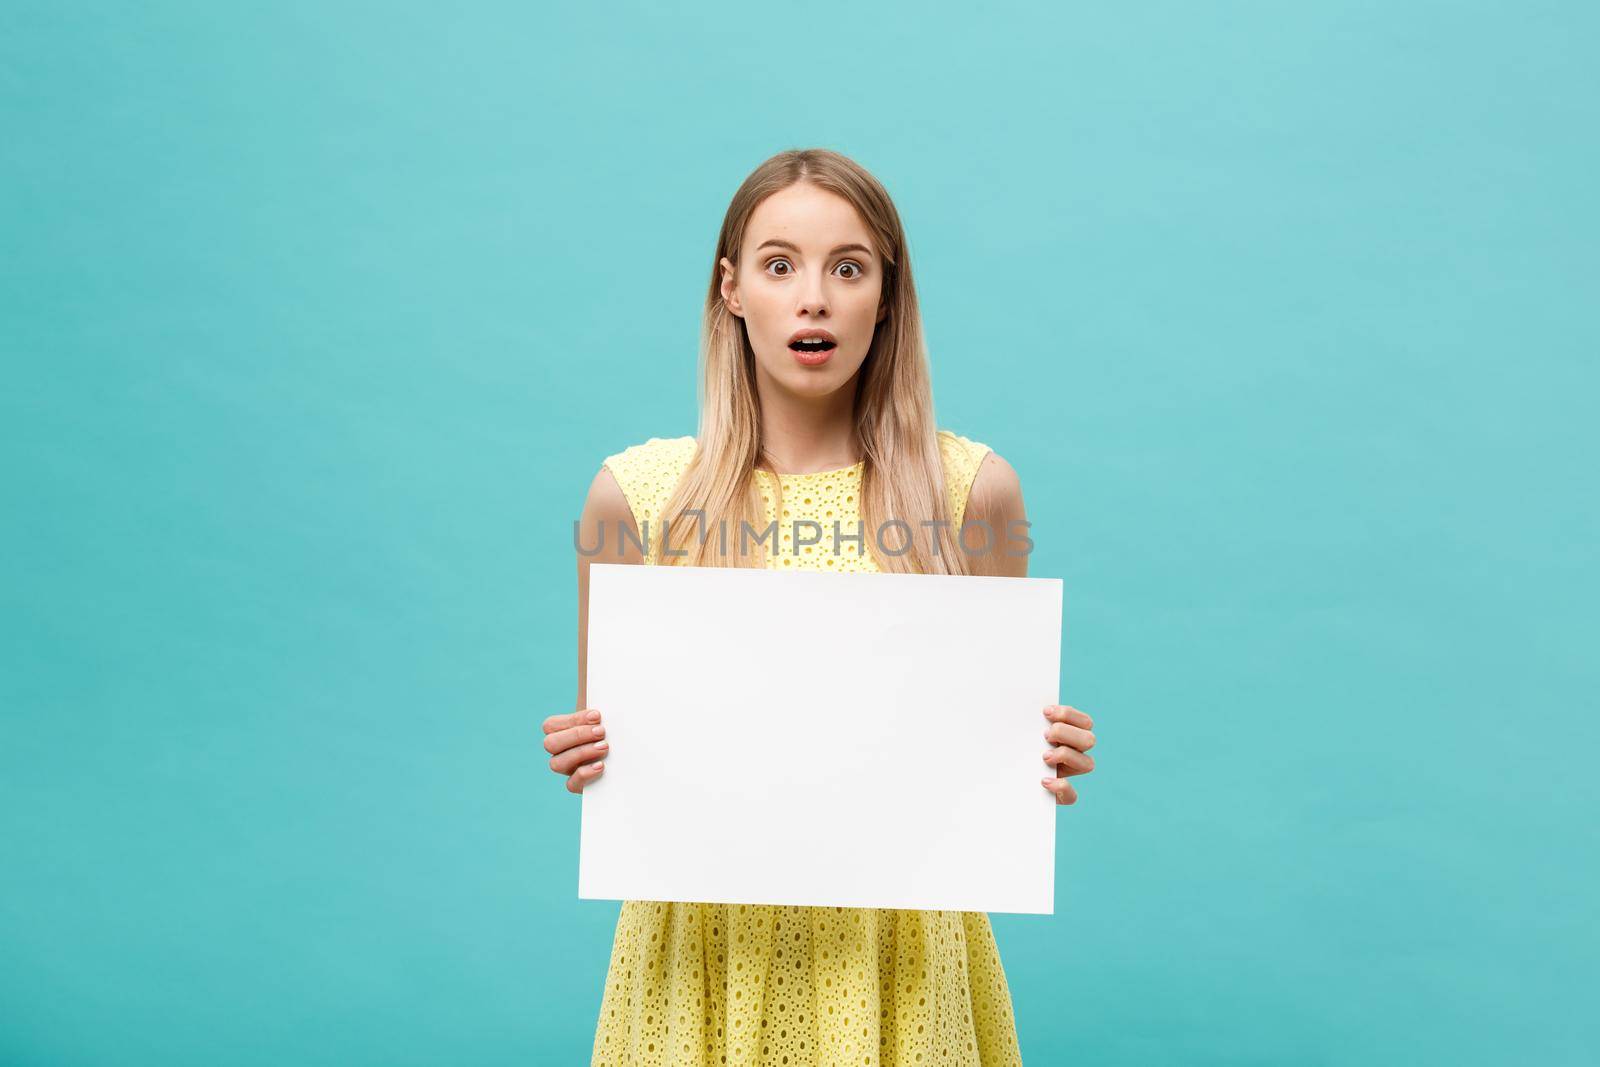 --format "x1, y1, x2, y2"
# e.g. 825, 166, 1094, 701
3, 2, 1595, 1063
